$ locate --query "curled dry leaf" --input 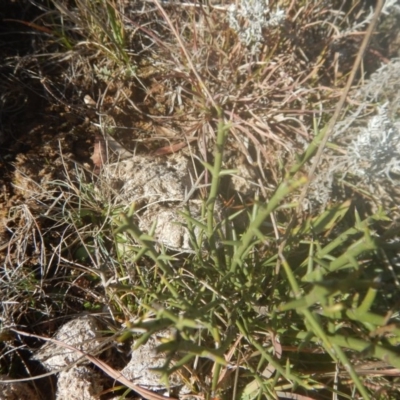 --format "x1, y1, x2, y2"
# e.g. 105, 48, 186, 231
91, 135, 107, 172
83, 95, 97, 108
91, 134, 133, 172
